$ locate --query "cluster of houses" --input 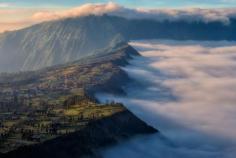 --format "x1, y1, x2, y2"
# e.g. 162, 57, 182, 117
0, 64, 107, 152
0, 95, 101, 153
